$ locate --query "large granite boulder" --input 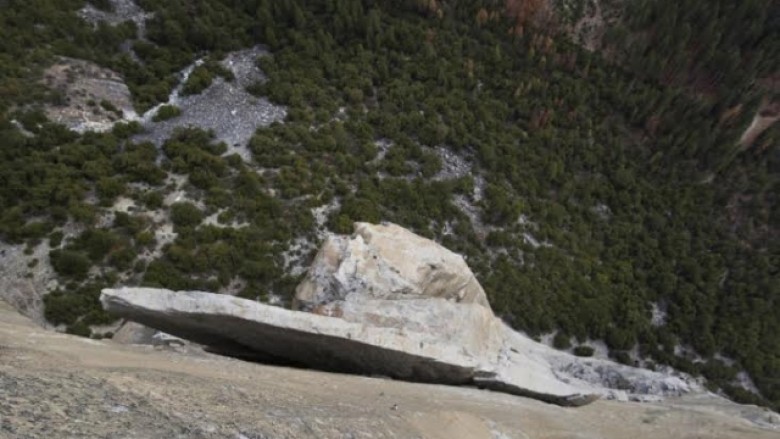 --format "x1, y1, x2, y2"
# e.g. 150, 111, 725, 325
101, 222, 698, 406
294, 222, 490, 311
